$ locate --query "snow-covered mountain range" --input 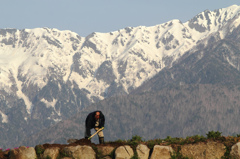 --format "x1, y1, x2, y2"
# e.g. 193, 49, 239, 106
1, 5, 240, 148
